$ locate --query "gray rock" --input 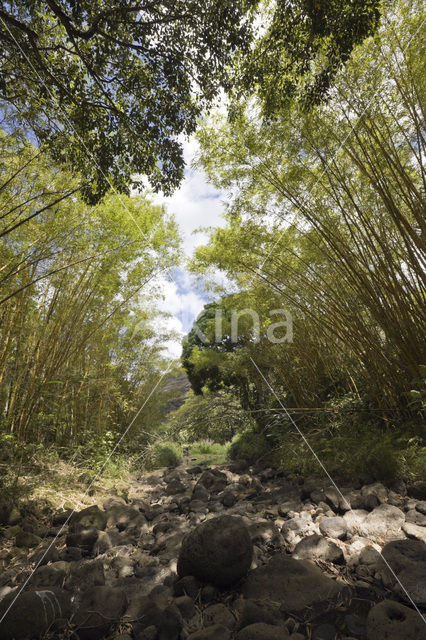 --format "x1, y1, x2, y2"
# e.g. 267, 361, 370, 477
70, 505, 107, 530
292, 534, 344, 564
361, 483, 388, 507
73, 585, 127, 640
29, 543, 60, 565
30, 561, 69, 588
312, 623, 337, 639
196, 470, 228, 494
405, 509, 426, 525
15, 530, 41, 548
242, 555, 346, 621
105, 504, 145, 530
229, 460, 249, 474
281, 515, 317, 545
358, 504, 404, 540
319, 516, 347, 540
124, 594, 162, 626
221, 490, 238, 508
193, 484, 210, 502
177, 515, 253, 587
66, 525, 111, 556
65, 558, 105, 591
7, 507, 21, 526
278, 501, 302, 517
248, 520, 283, 546
408, 481, 426, 500
366, 600, 426, 640
173, 575, 201, 598
60, 546, 82, 562
0, 589, 71, 640
174, 595, 196, 619
52, 508, 73, 525
381, 539, 426, 606
416, 501, 426, 515
344, 613, 366, 637
204, 603, 236, 629
343, 510, 368, 534
165, 479, 187, 495
188, 625, 232, 640
323, 487, 351, 512
200, 584, 220, 603
236, 623, 290, 639
233, 598, 284, 630
402, 521, 426, 543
